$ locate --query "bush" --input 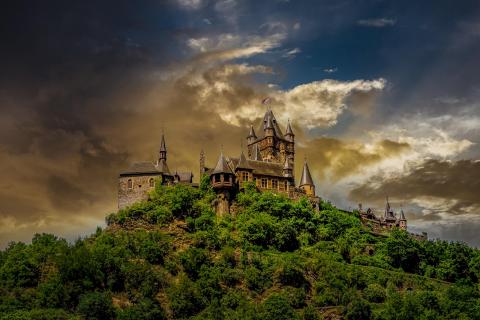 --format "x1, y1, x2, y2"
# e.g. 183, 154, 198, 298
363, 283, 386, 303
77, 291, 115, 320
344, 298, 371, 320
259, 293, 300, 320
168, 277, 204, 318
116, 298, 165, 320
